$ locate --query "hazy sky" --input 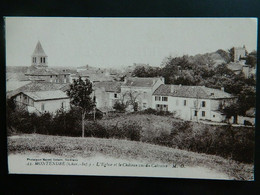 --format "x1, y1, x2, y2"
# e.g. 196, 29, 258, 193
5, 17, 257, 68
